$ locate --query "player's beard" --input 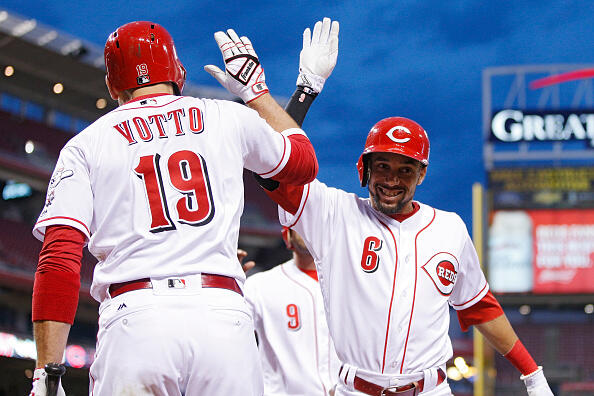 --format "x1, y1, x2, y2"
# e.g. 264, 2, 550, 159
369, 185, 411, 215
